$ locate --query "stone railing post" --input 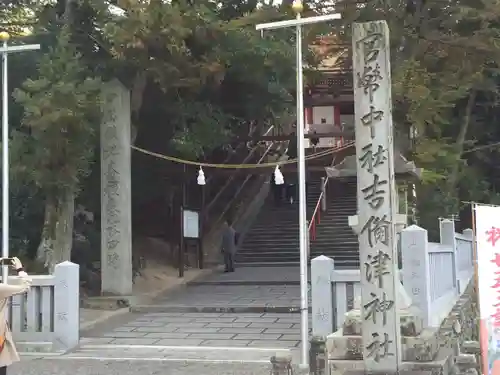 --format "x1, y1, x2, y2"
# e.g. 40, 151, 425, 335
311, 255, 334, 337
463, 228, 473, 239
401, 225, 432, 327
463, 228, 474, 268
54, 261, 80, 350
440, 219, 459, 292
